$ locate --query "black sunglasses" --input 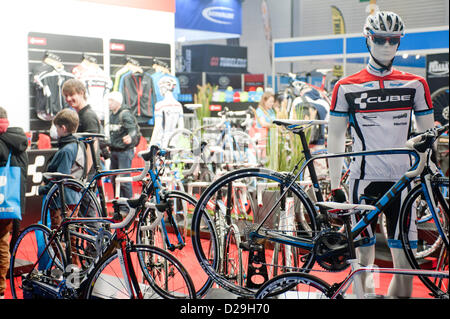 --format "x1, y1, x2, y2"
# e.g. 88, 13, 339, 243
371, 35, 400, 46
